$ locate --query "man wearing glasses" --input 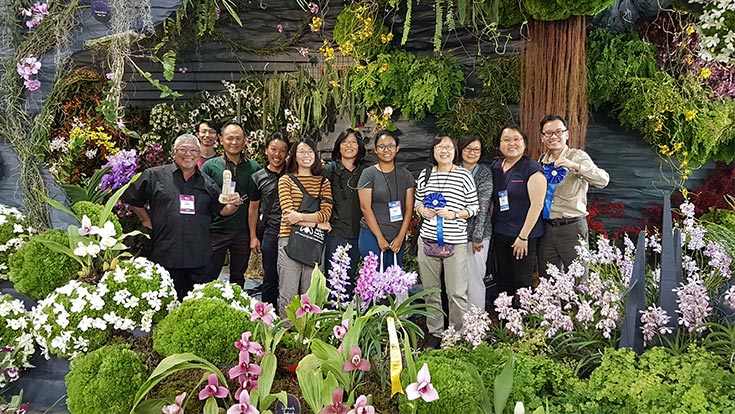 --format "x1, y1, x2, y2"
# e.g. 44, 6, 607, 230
196, 119, 219, 169
538, 114, 609, 277
122, 134, 243, 299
